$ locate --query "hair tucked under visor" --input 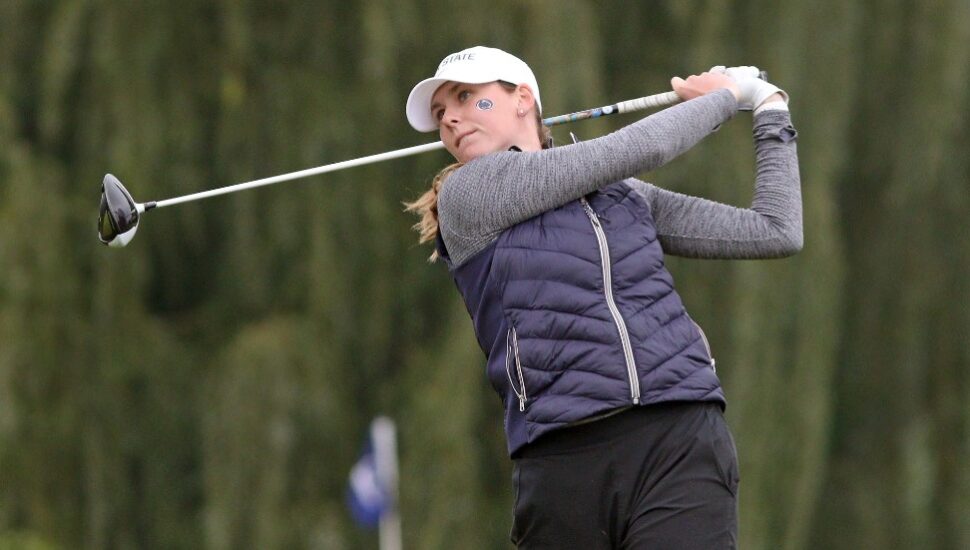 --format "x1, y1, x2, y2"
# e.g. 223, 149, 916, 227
405, 86, 551, 262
